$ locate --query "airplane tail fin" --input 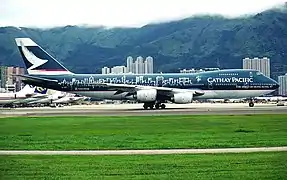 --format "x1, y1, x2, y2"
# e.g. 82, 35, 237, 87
18, 84, 35, 94
15, 38, 73, 75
